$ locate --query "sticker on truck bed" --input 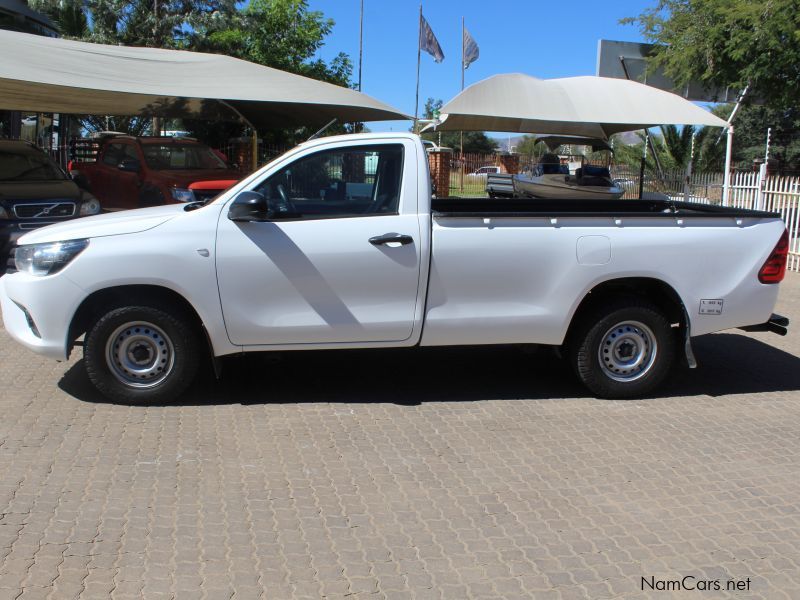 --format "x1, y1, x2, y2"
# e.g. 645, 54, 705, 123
699, 299, 724, 315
